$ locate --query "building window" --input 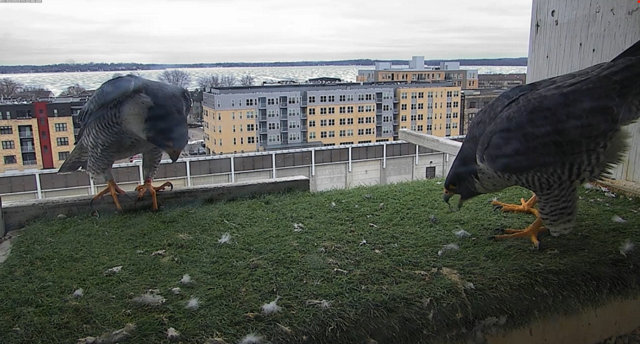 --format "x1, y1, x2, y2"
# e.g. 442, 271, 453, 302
309, 132, 316, 139
1, 141, 14, 149
56, 137, 69, 146
3, 155, 16, 164
248, 137, 255, 144
0, 126, 12, 135
58, 151, 70, 160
